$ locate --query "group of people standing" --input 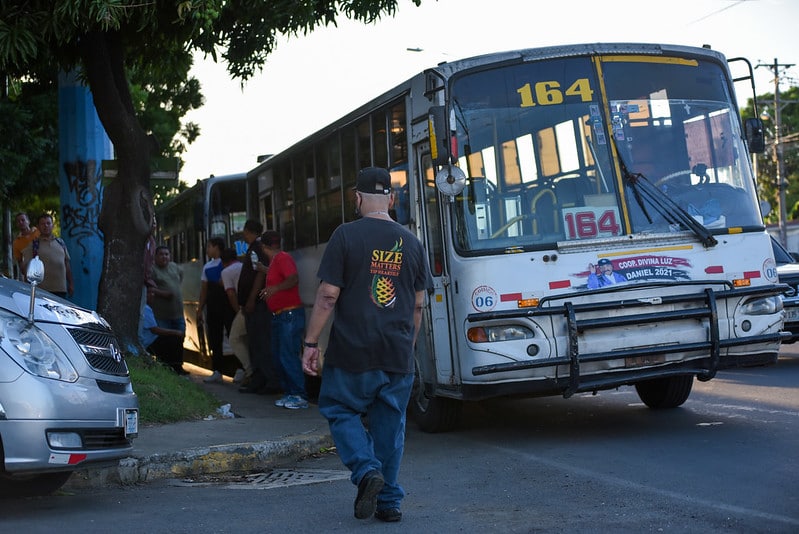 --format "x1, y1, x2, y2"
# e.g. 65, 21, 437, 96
198, 220, 309, 410
13, 211, 74, 298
